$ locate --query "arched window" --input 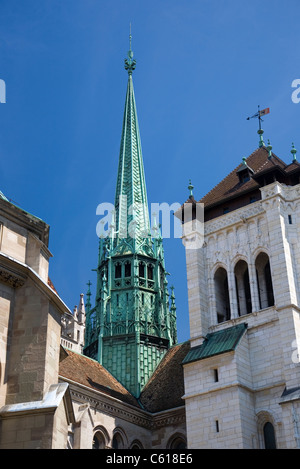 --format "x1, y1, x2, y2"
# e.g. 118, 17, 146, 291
167, 433, 187, 449
147, 263, 154, 280
170, 437, 186, 449
115, 262, 122, 279
263, 422, 276, 449
234, 260, 252, 316
112, 432, 125, 449
130, 439, 143, 449
255, 253, 274, 309
214, 267, 231, 323
93, 432, 106, 449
